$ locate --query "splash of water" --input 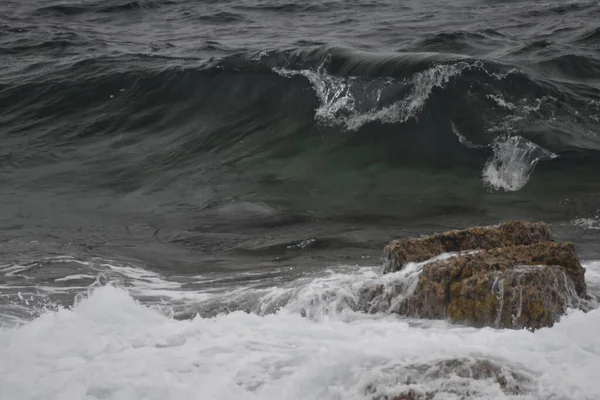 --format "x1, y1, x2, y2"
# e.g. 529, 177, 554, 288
1, 255, 600, 399
275, 61, 474, 131
482, 135, 557, 191
1, 281, 600, 400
